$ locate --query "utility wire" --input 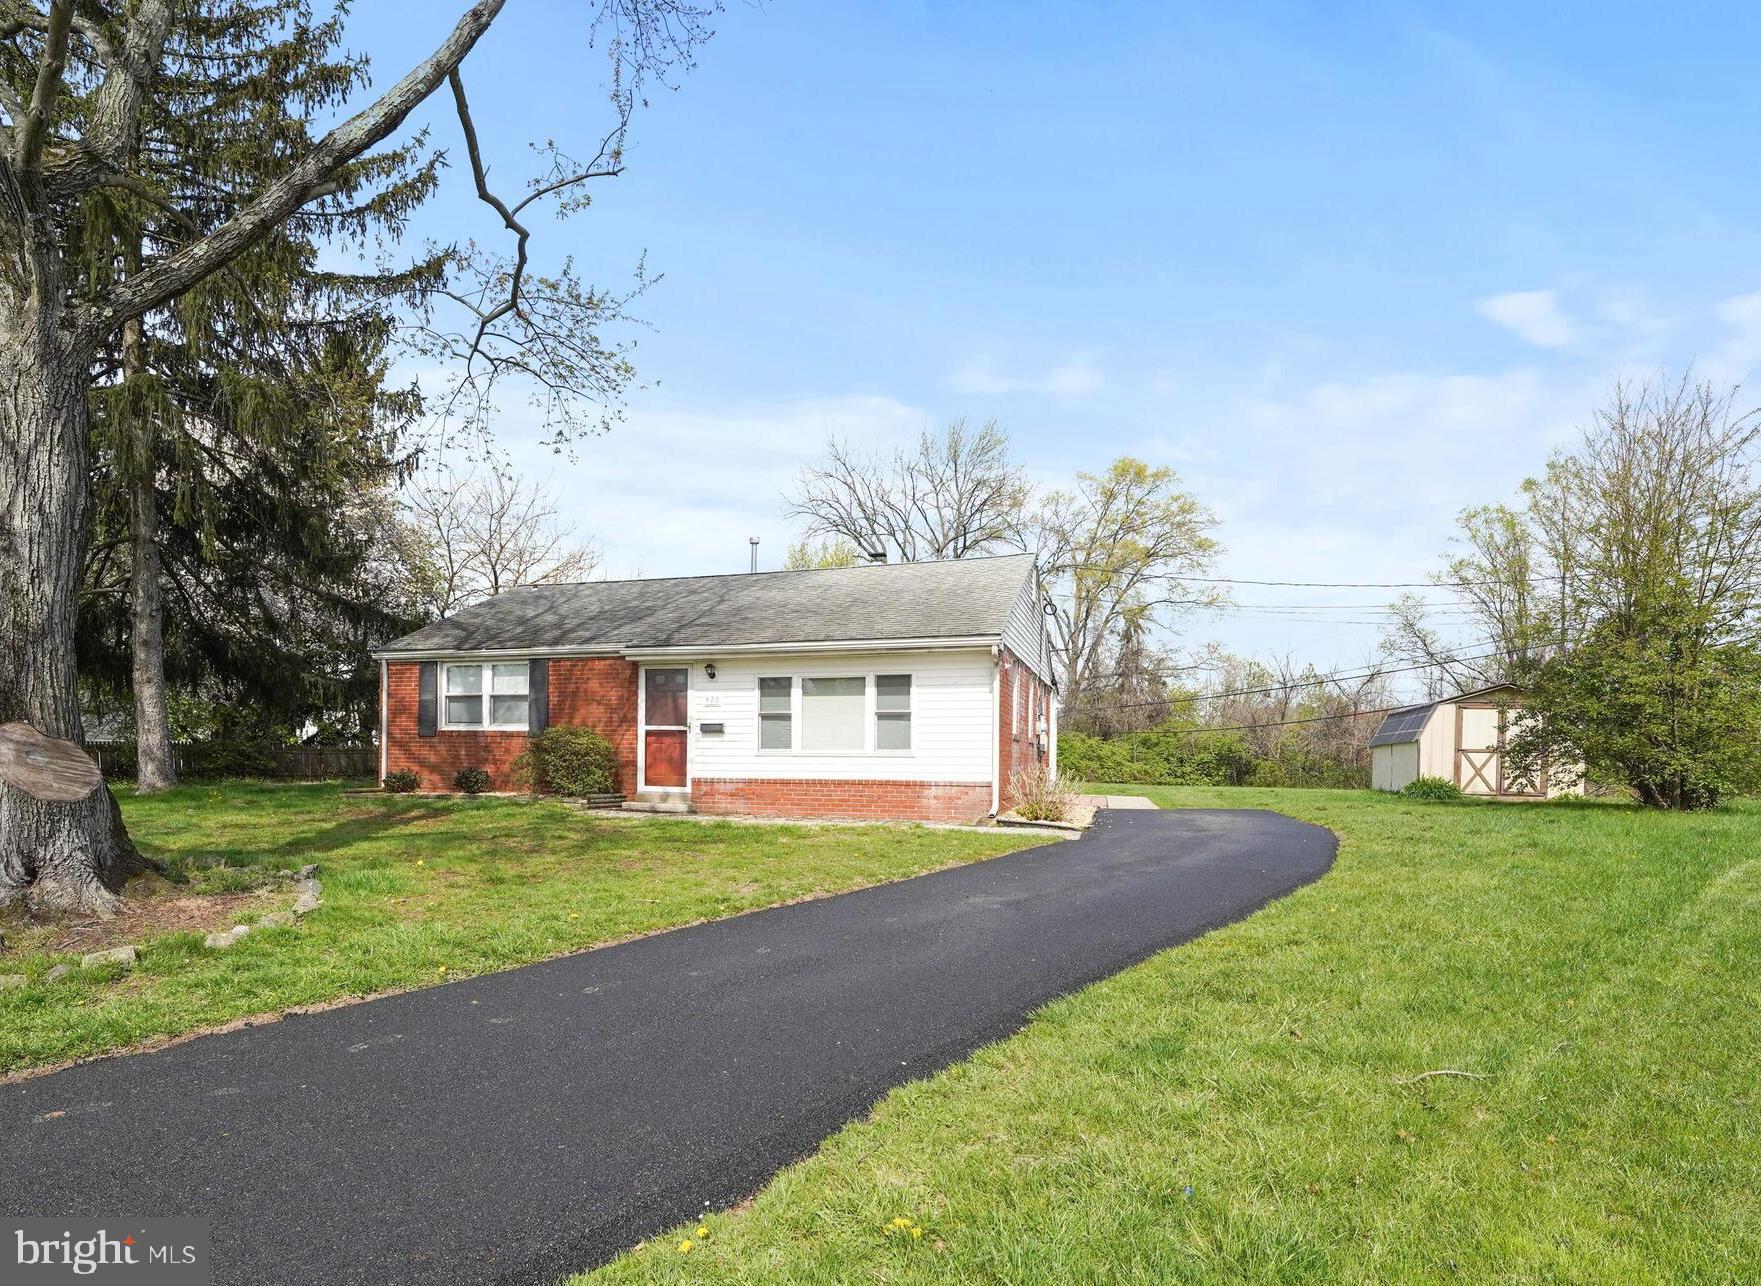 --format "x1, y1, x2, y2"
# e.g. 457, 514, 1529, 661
1180, 573, 1565, 589
1065, 637, 1568, 716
